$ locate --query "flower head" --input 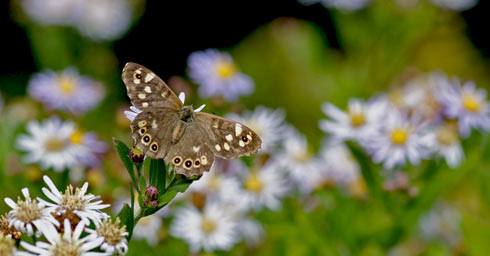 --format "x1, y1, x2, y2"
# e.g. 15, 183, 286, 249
87, 218, 128, 255
299, 0, 371, 11
132, 215, 162, 246
188, 49, 254, 101
28, 68, 104, 114
21, 0, 78, 26
431, 0, 478, 11
0, 233, 16, 256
